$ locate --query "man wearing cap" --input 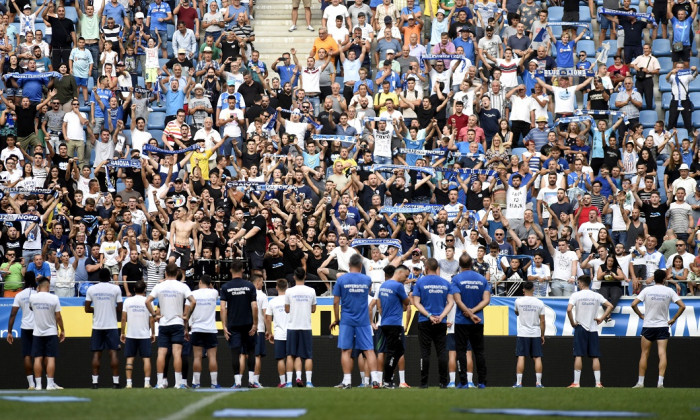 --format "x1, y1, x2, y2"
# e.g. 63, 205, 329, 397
76, 3, 101, 83
523, 116, 551, 150
172, 21, 197, 60
375, 27, 402, 68
671, 164, 696, 198
188, 84, 214, 131
162, 49, 194, 77
195, 47, 221, 79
